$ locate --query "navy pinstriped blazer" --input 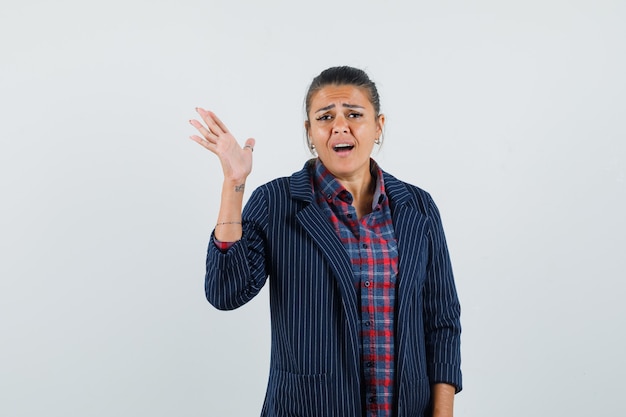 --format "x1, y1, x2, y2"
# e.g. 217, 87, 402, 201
205, 161, 462, 417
